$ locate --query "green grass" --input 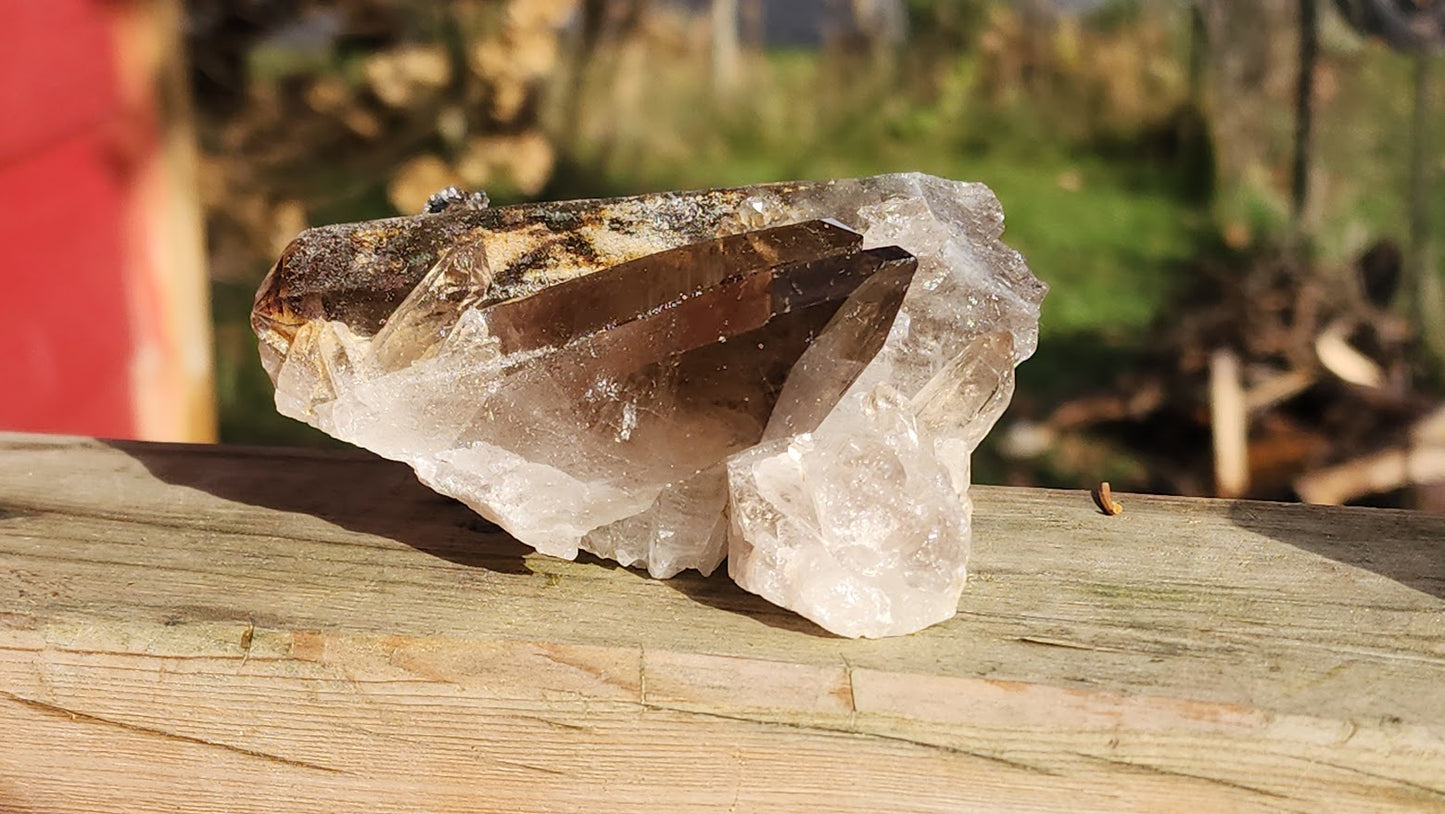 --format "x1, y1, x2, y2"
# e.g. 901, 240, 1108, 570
981, 157, 1203, 340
